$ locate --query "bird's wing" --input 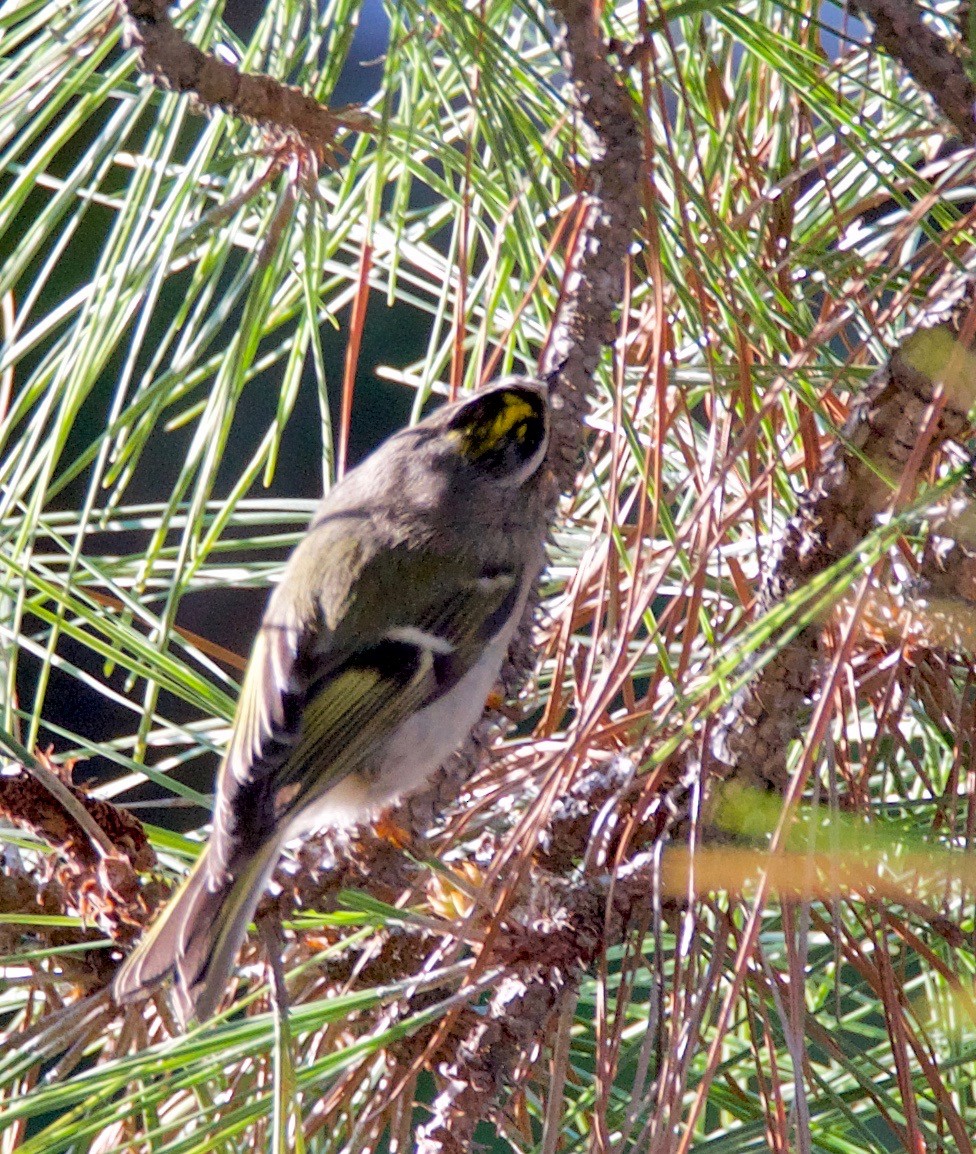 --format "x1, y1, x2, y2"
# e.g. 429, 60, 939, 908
208, 540, 522, 861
